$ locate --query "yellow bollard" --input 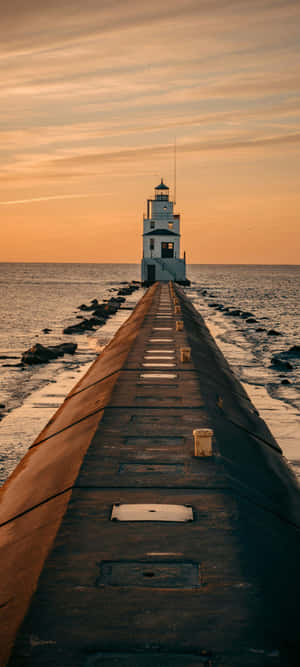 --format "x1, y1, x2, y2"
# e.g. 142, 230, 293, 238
176, 320, 184, 331
193, 429, 214, 457
180, 347, 191, 362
